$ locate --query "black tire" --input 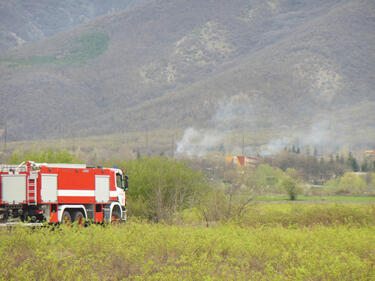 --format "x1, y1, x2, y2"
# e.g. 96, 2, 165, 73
0, 211, 8, 223
111, 208, 121, 224
73, 211, 85, 225
61, 210, 72, 225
